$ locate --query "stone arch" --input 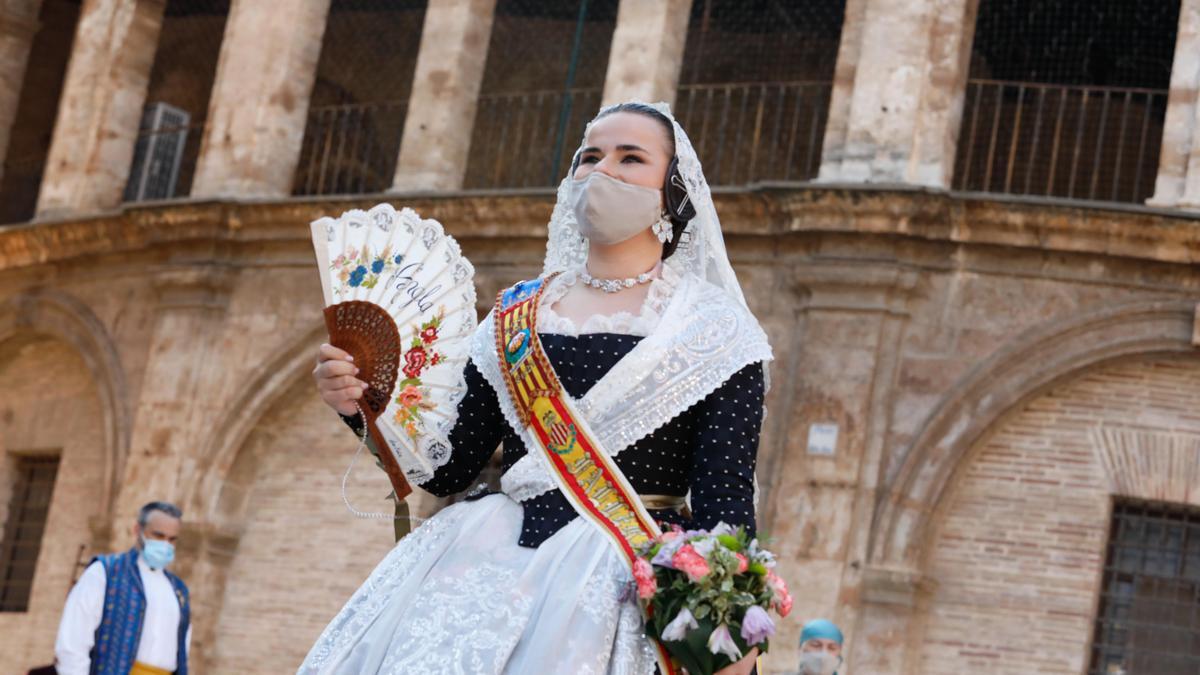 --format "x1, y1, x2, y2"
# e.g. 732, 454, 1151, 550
183, 321, 327, 527
0, 288, 129, 517
873, 297, 1198, 569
